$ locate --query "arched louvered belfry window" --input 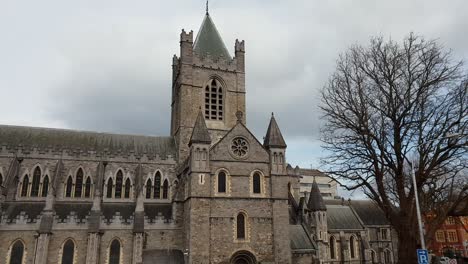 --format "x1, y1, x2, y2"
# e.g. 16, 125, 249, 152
204, 79, 224, 120
30, 167, 41, 197
217, 171, 226, 193
162, 179, 169, 199
41, 175, 49, 197
124, 178, 131, 198
9, 240, 25, 264
384, 249, 392, 263
21, 175, 29, 197
109, 239, 121, 264
350, 235, 357, 258
115, 170, 123, 198
74, 168, 84, 198
61, 239, 75, 264
329, 236, 337, 259
252, 172, 261, 194
106, 178, 113, 198
84, 177, 91, 198
65, 176, 73, 198
154, 172, 161, 199
236, 213, 246, 239
145, 178, 152, 199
